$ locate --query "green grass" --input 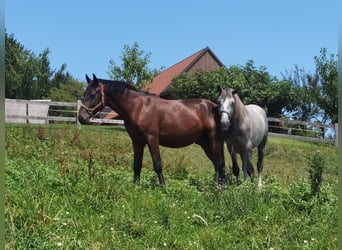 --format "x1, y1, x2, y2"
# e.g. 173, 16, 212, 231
5, 124, 337, 249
